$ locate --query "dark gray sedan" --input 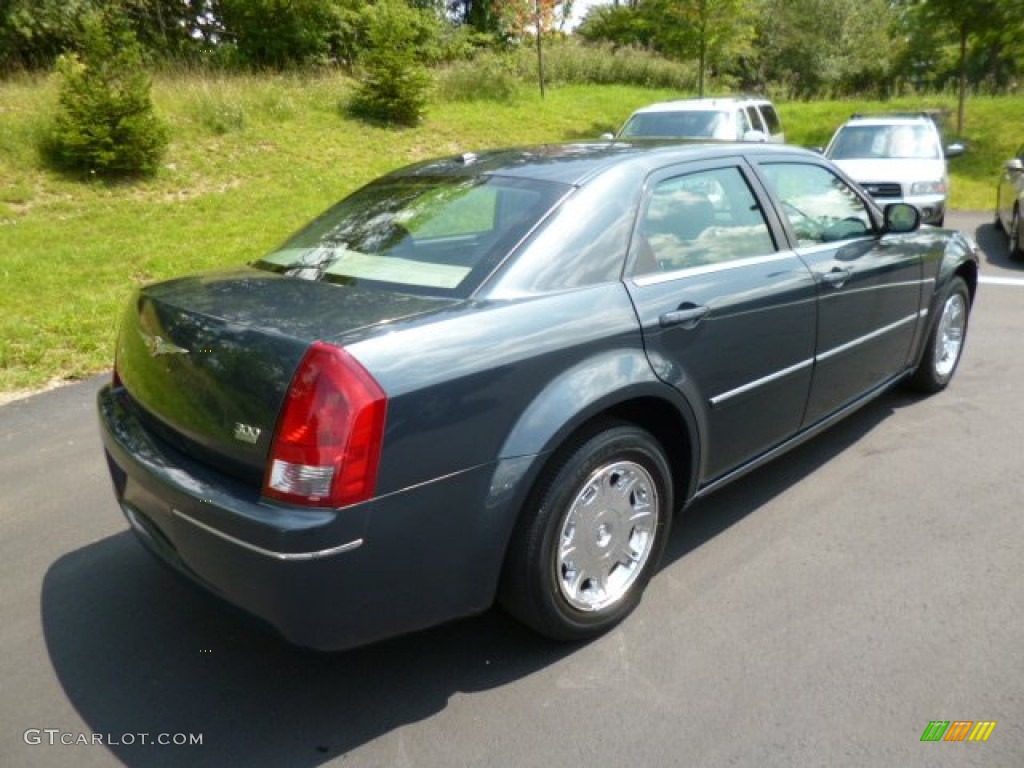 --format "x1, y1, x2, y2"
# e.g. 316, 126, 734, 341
98, 142, 979, 651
